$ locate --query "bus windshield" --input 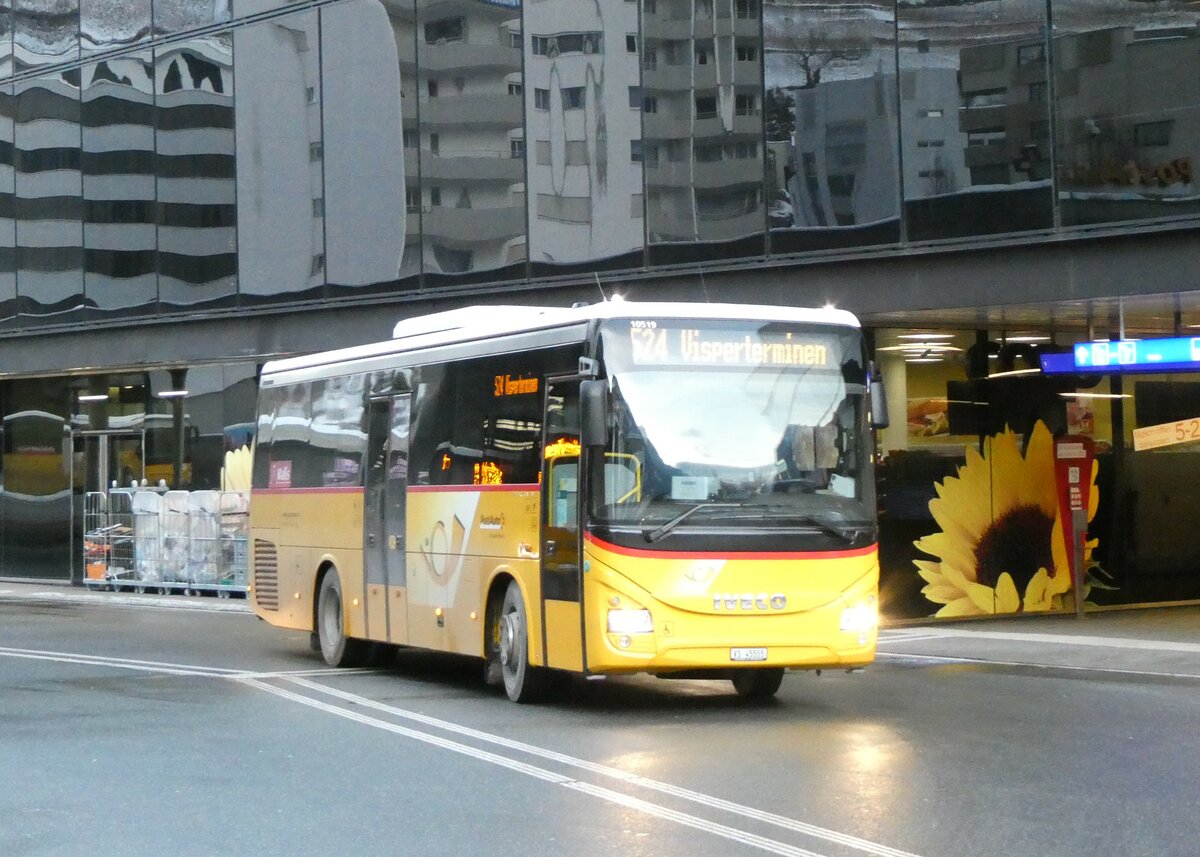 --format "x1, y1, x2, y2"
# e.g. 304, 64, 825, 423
594, 318, 875, 547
